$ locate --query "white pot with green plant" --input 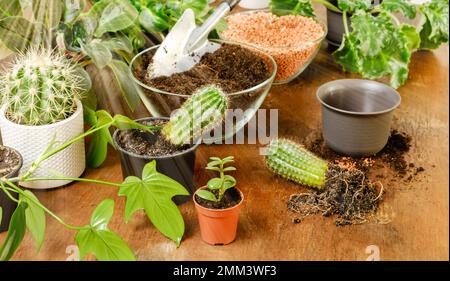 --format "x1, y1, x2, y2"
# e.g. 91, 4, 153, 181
0, 48, 86, 189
